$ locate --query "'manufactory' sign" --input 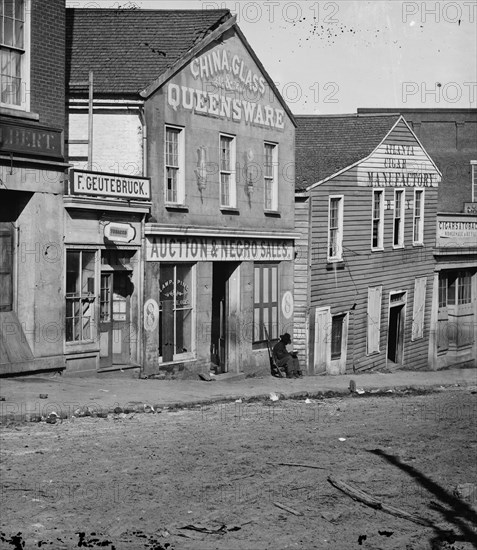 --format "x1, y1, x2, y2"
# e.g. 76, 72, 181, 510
167, 47, 286, 130
360, 144, 439, 188
71, 169, 151, 200
146, 236, 294, 262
